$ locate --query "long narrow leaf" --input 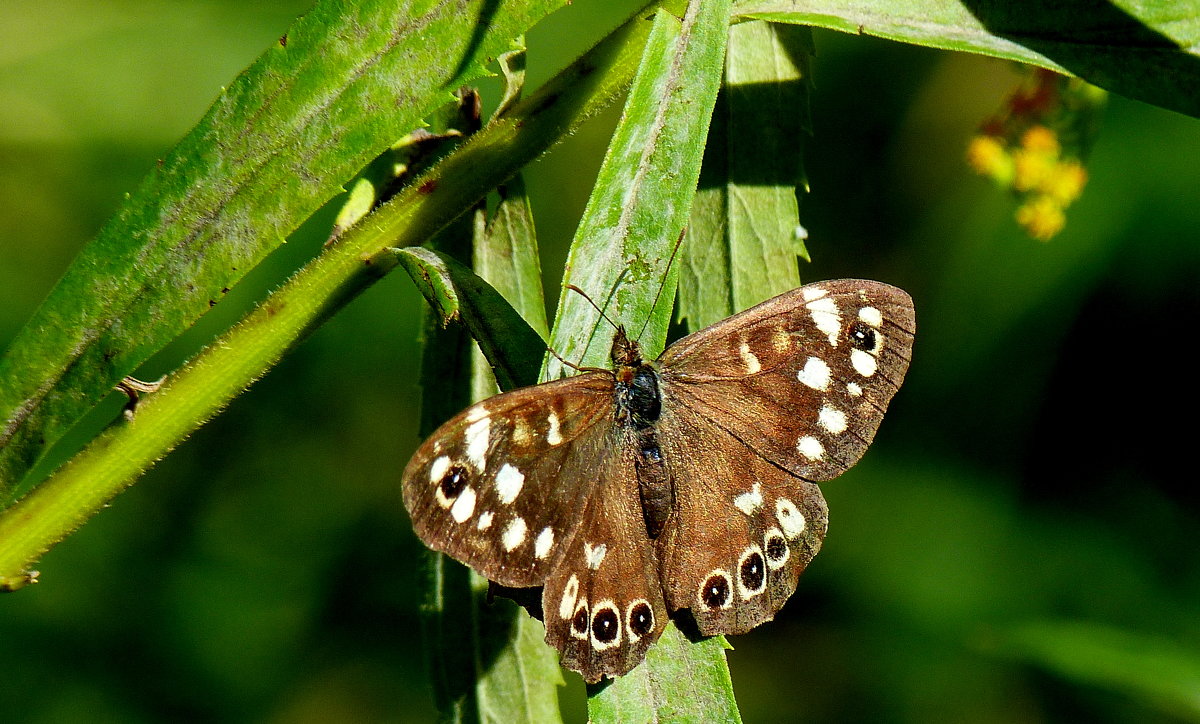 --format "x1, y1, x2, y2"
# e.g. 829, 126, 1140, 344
0, 4, 658, 589
681, 19, 812, 331
536, 0, 741, 718
735, 0, 1200, 119
0, 0, 566, 495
